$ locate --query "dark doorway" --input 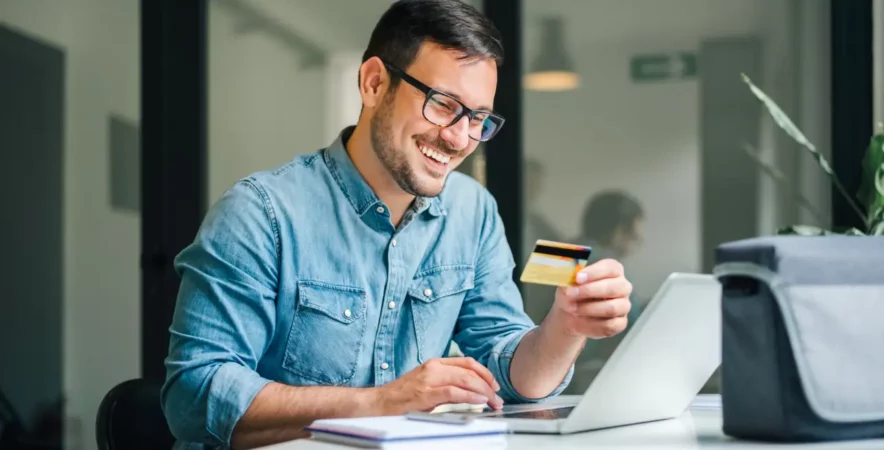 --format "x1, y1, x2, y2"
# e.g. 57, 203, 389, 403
0, 24, 65, 448
699, 37, 763, 272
